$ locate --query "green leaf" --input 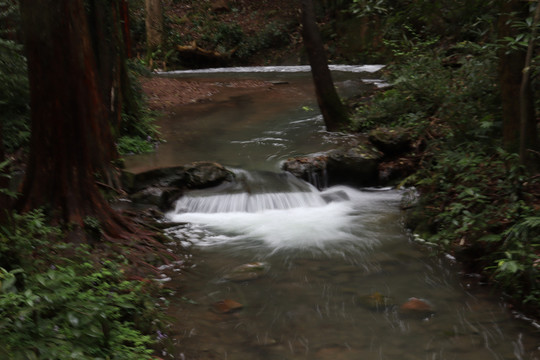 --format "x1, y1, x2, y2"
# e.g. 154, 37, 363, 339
478, 234, 501, 242
67, 313, 79, 327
